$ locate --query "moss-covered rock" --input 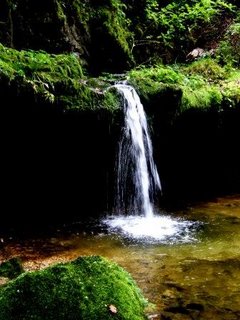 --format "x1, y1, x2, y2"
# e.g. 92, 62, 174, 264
0, 256, 147, 320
